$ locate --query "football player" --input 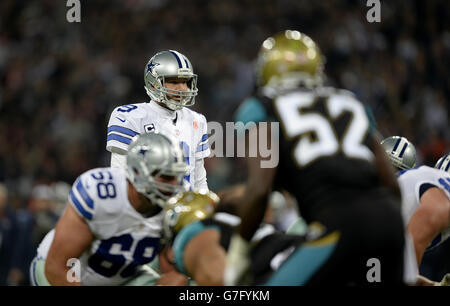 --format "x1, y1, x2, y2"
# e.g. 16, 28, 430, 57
382, 138, 450, 282
30, 133, 189, 285
223, 30, 405, 285
159, 190, 306, 286
106, 50, 209, 191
